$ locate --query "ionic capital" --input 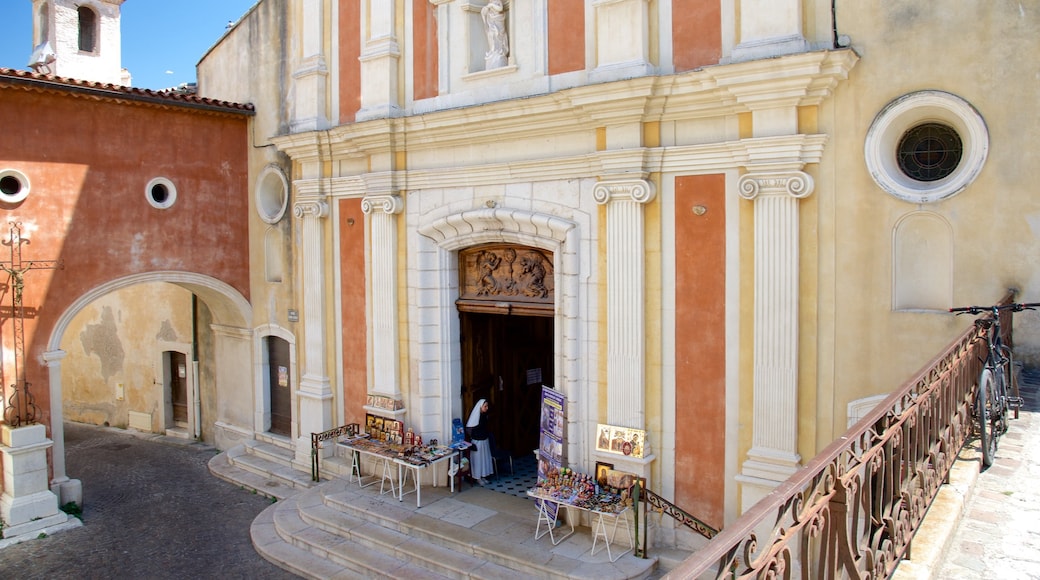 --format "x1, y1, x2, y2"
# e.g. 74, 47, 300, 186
293, 200, 329, 219
361, 195, 404, 215
737, 171, 814, 201
593, 179, 656, 205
